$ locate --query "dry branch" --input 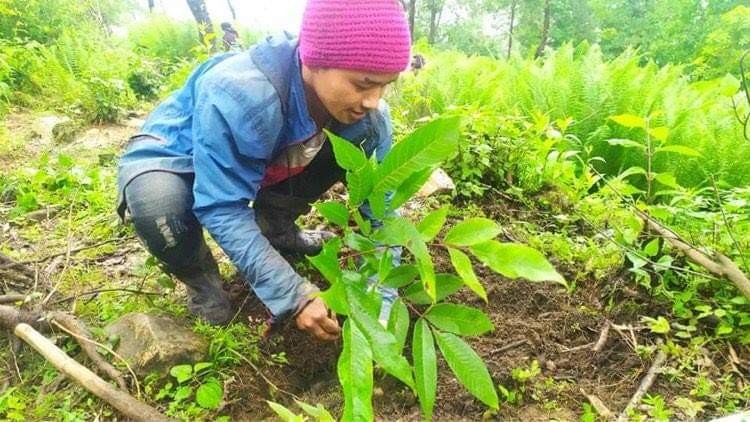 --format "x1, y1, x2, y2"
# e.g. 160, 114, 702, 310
581, 389, 614, 421
14, 323, 172, 422
638, 210, 750, 300
592, 321, 611, 353
616, 344, 668, 422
